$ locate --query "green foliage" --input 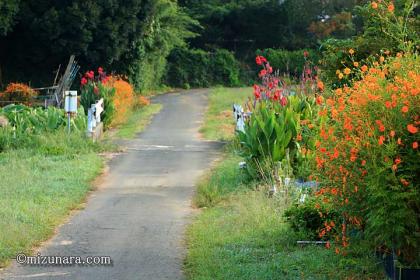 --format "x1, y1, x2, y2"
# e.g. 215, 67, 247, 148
320, 0, 420, 87
181, 0, 361, 56
238, 96, 315, 179
284, 198, 338, 240
0, 0, 197, 92
166, 48, 240, 88
257, 49, 320, 76
0, 104, 87, 151
129, 0, 199, 91
0, 0, 19, 35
